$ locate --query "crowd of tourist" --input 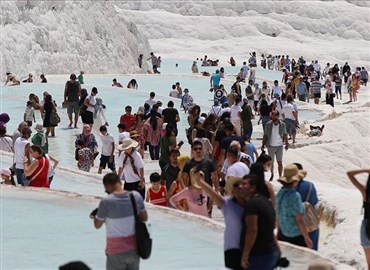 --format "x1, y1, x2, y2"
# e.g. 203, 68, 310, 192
2, 51, 369, 270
